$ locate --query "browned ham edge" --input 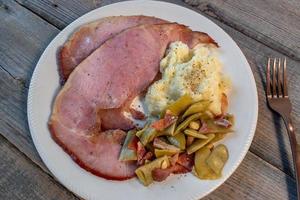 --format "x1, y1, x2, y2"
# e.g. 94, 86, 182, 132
50, 22, 217, 180
59, 16, 167, 83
